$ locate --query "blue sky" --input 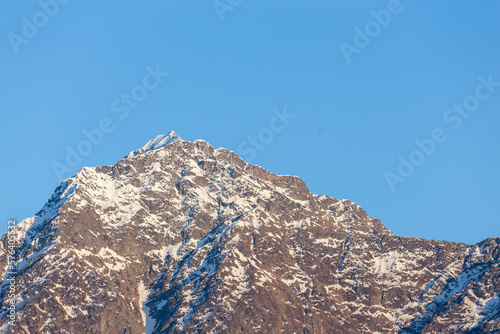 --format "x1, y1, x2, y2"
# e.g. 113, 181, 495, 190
1, 1, 499, 244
